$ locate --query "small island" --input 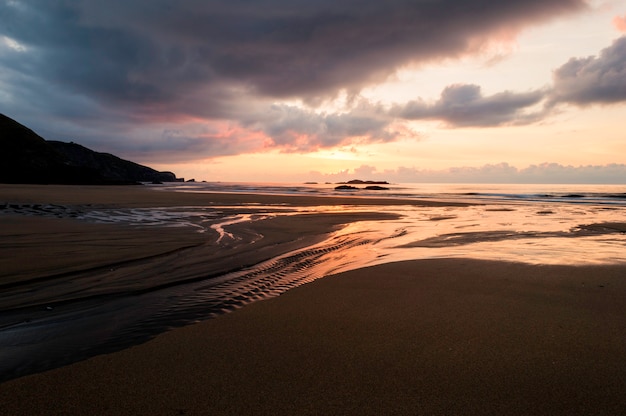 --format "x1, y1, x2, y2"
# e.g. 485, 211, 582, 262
335, 180, 390, 191
340, 180, 389, 185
